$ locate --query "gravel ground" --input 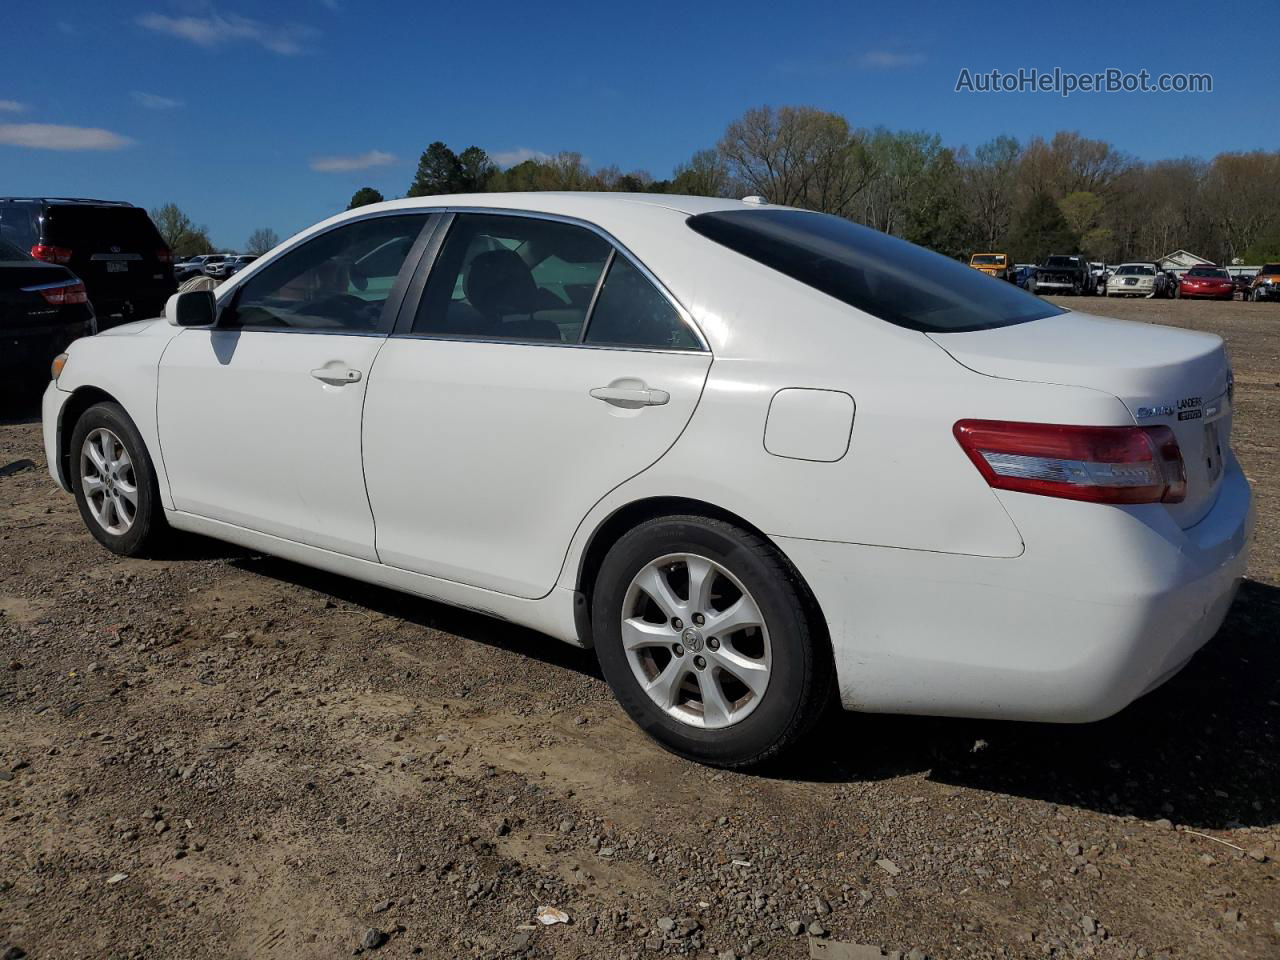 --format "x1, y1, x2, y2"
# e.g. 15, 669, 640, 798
1, 296, 1277, 960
